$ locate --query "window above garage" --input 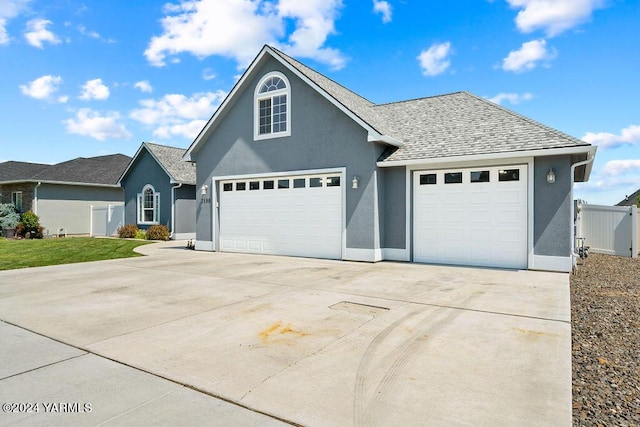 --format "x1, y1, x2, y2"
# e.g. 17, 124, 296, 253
254, 72, 291, 141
